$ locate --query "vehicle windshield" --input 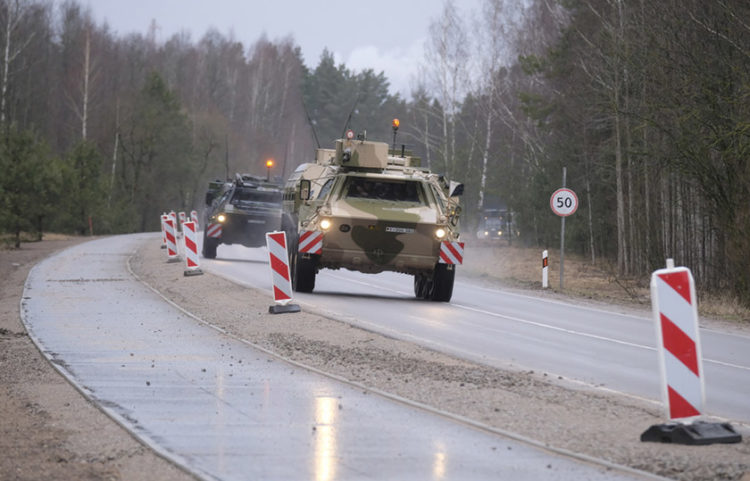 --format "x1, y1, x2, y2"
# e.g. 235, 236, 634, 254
232, 188, 282, 204
344, 177, 424, 204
